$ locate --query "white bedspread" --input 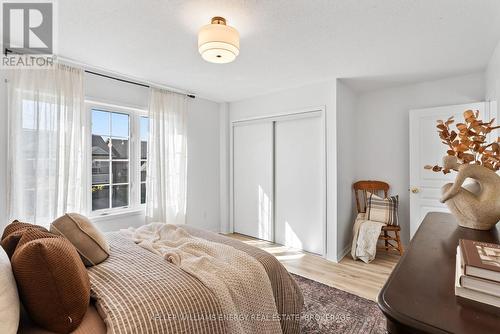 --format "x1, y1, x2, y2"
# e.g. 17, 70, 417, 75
121, 223, 282, 334
351, 213, 385, 263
